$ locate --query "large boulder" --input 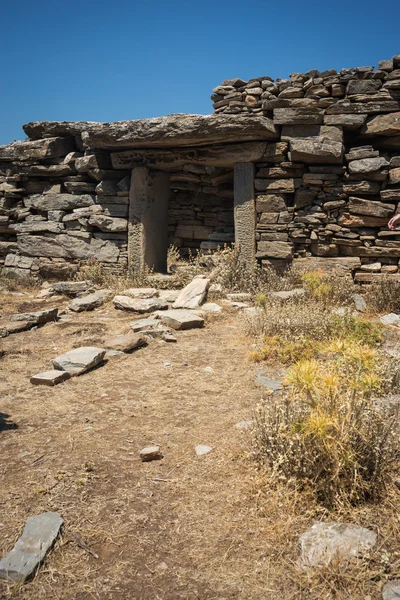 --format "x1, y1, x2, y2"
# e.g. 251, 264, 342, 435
348, 197, 395, 218
68, 289, 112, 312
